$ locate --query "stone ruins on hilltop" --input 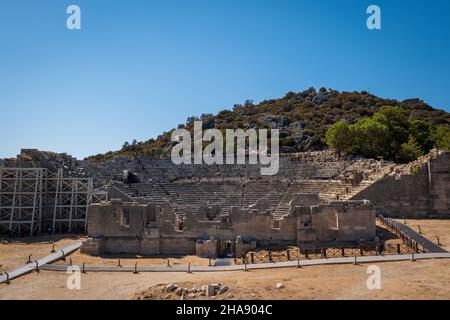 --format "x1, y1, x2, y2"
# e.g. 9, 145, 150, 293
1, 148, 449, 258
